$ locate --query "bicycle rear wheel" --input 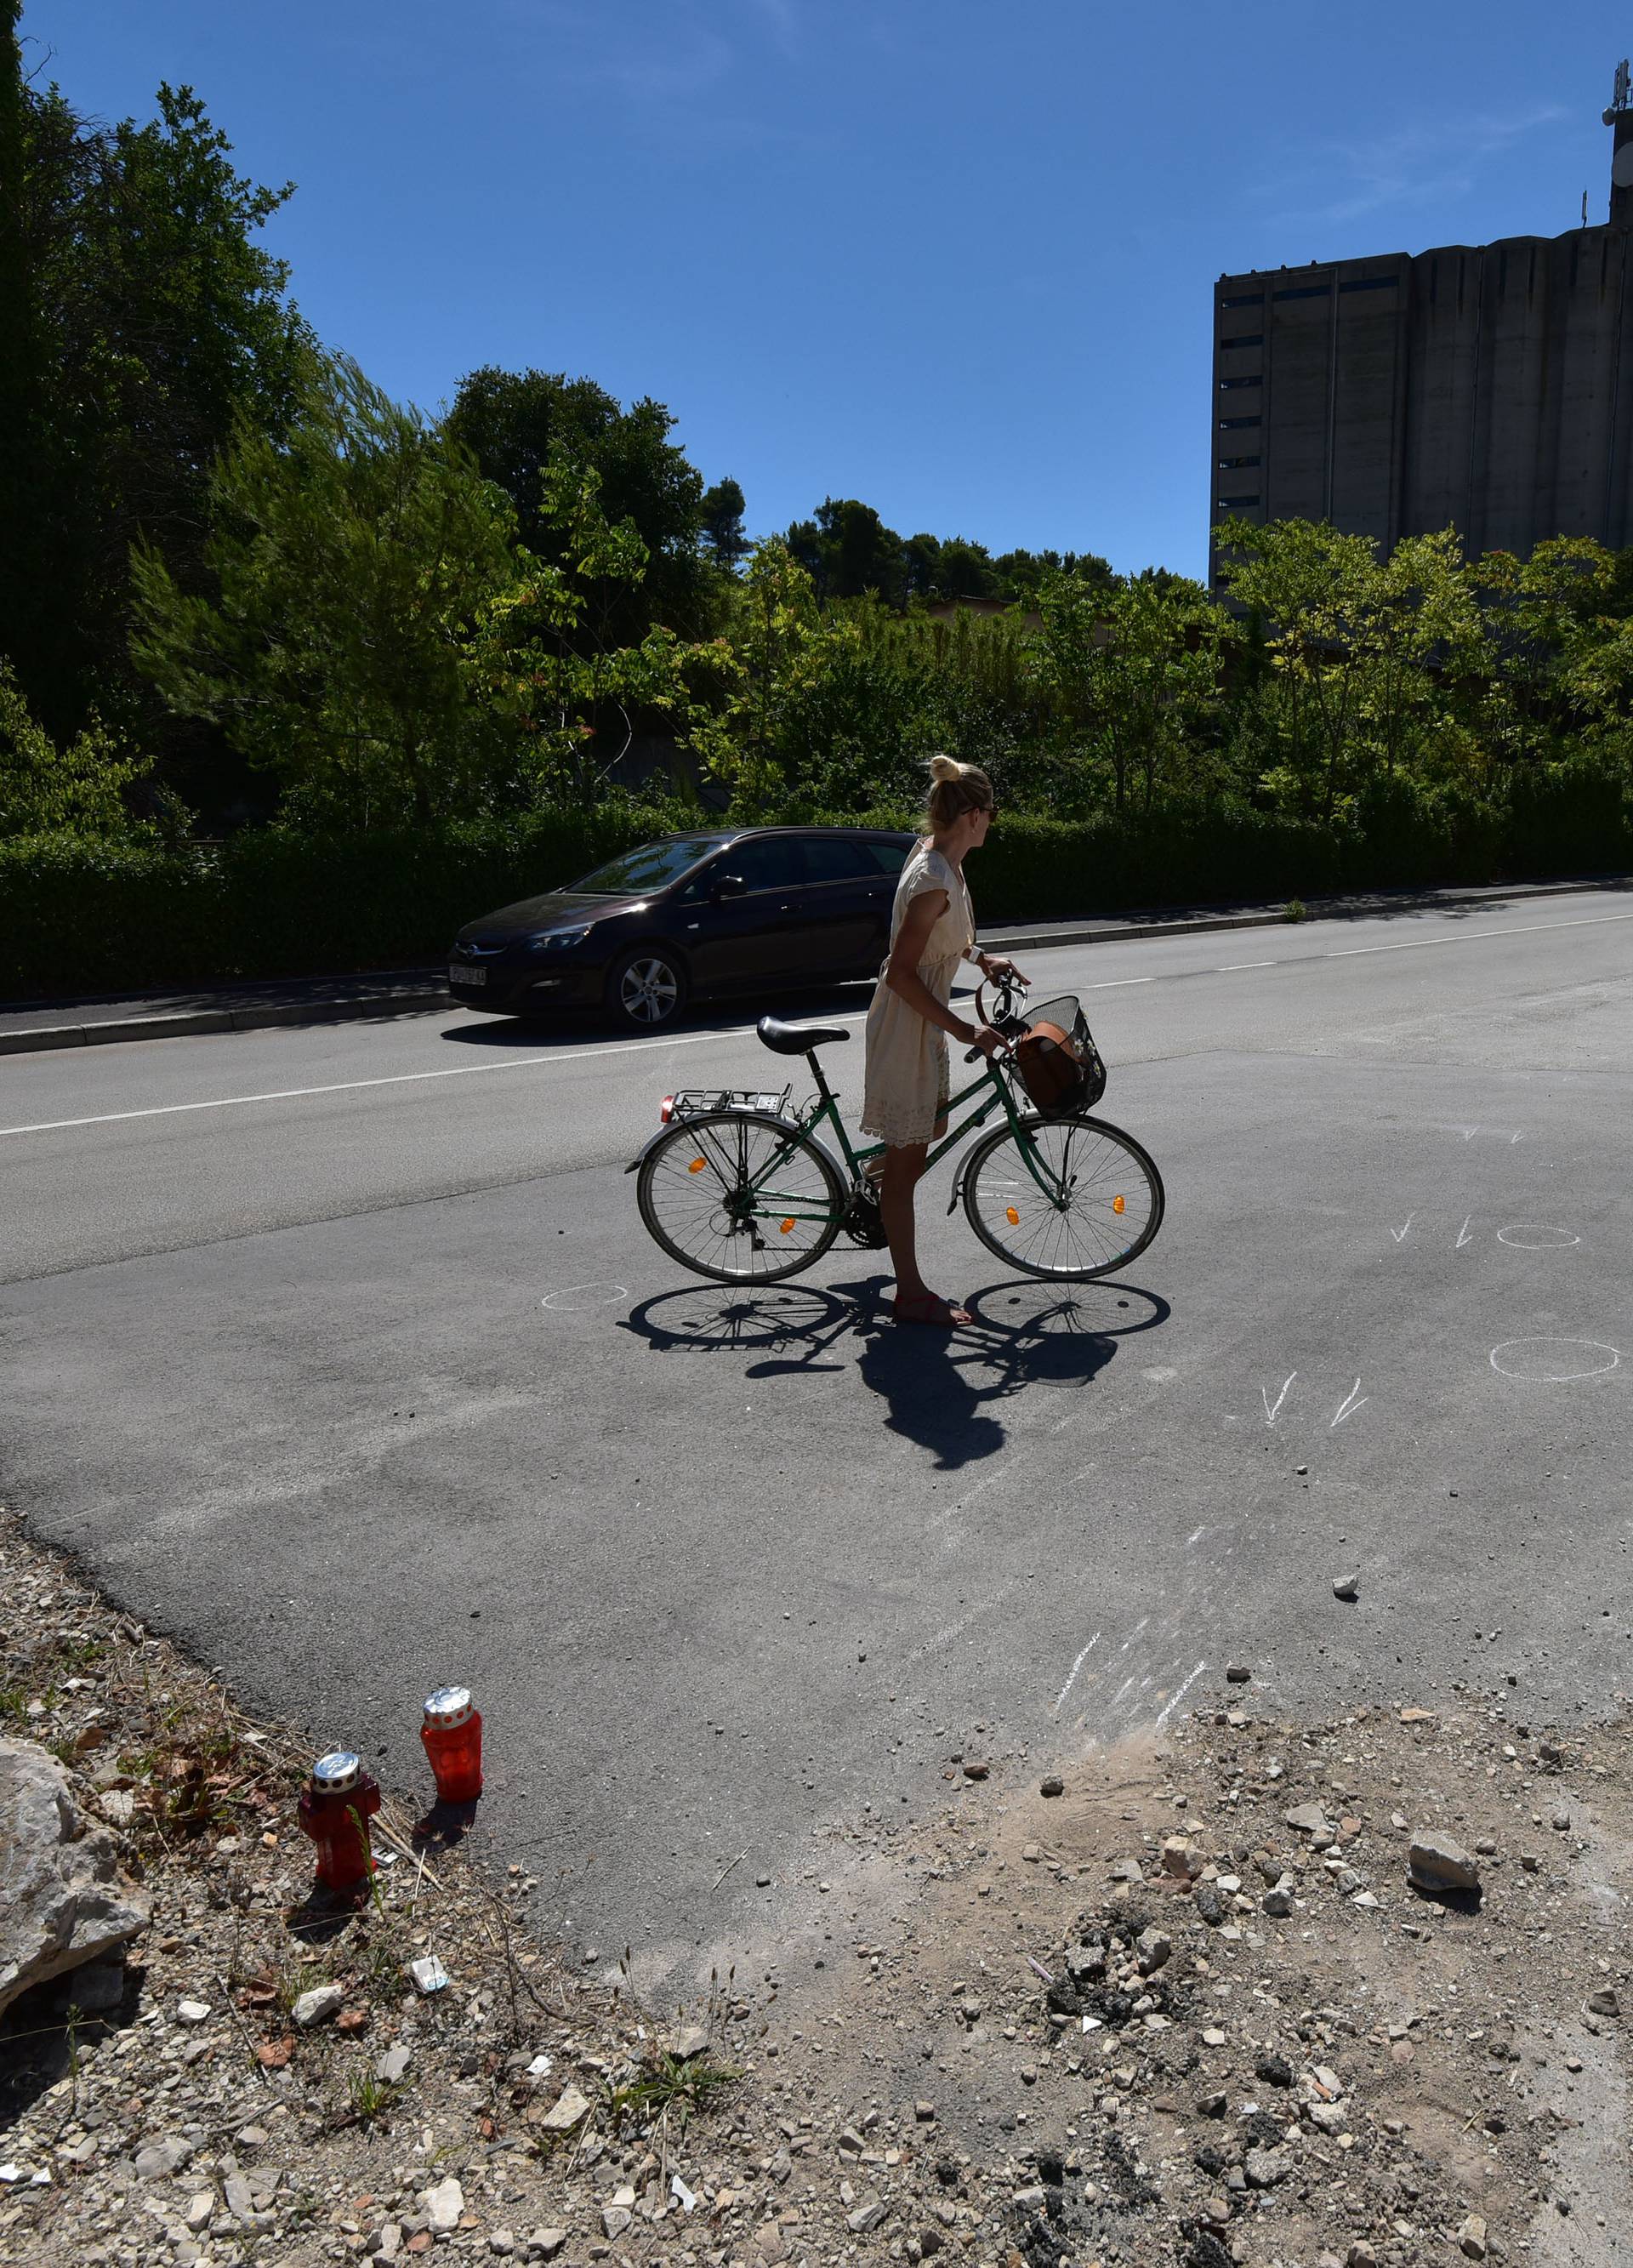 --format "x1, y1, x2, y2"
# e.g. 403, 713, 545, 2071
963, 1114, 1164, 1279
636, 1111, 845, 1284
